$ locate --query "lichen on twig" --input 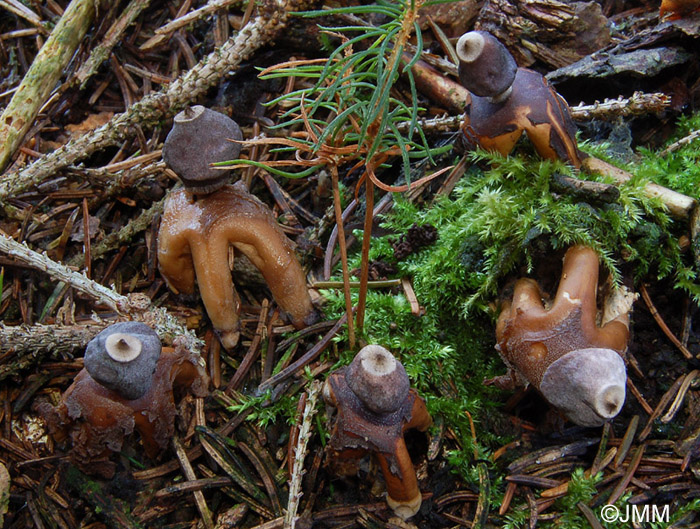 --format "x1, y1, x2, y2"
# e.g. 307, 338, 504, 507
0, 232, 202, 353
284, 380, 321, 529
